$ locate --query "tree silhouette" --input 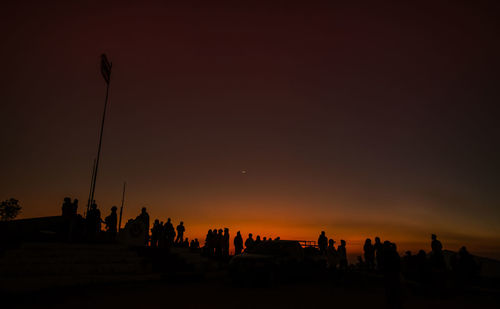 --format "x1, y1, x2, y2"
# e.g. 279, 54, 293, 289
0, 198, 22, 221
